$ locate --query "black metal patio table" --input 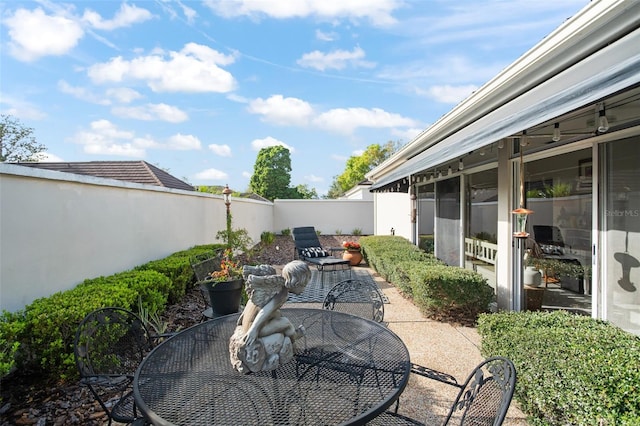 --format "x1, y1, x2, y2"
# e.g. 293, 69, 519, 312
133, 308, 410, 425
